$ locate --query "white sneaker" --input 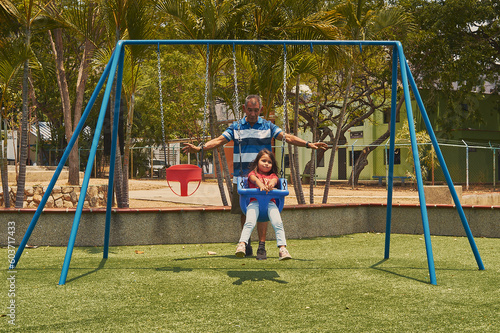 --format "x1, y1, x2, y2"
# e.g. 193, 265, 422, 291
279, 247, 292, 260
235, 243, 246, 257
